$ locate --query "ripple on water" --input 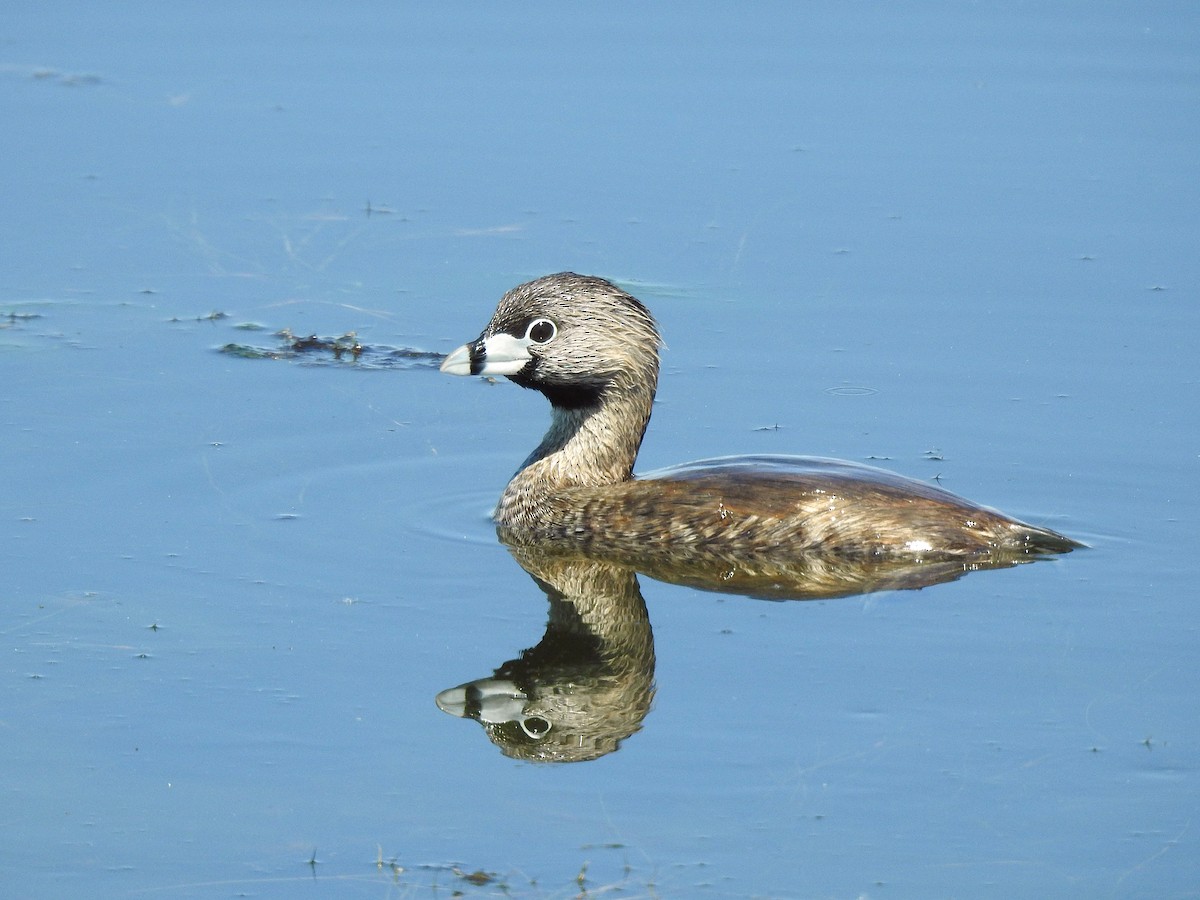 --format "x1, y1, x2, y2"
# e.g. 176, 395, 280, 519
366, 452, 502, 549
400, 485, 500, 548
824, 384, 879, 396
